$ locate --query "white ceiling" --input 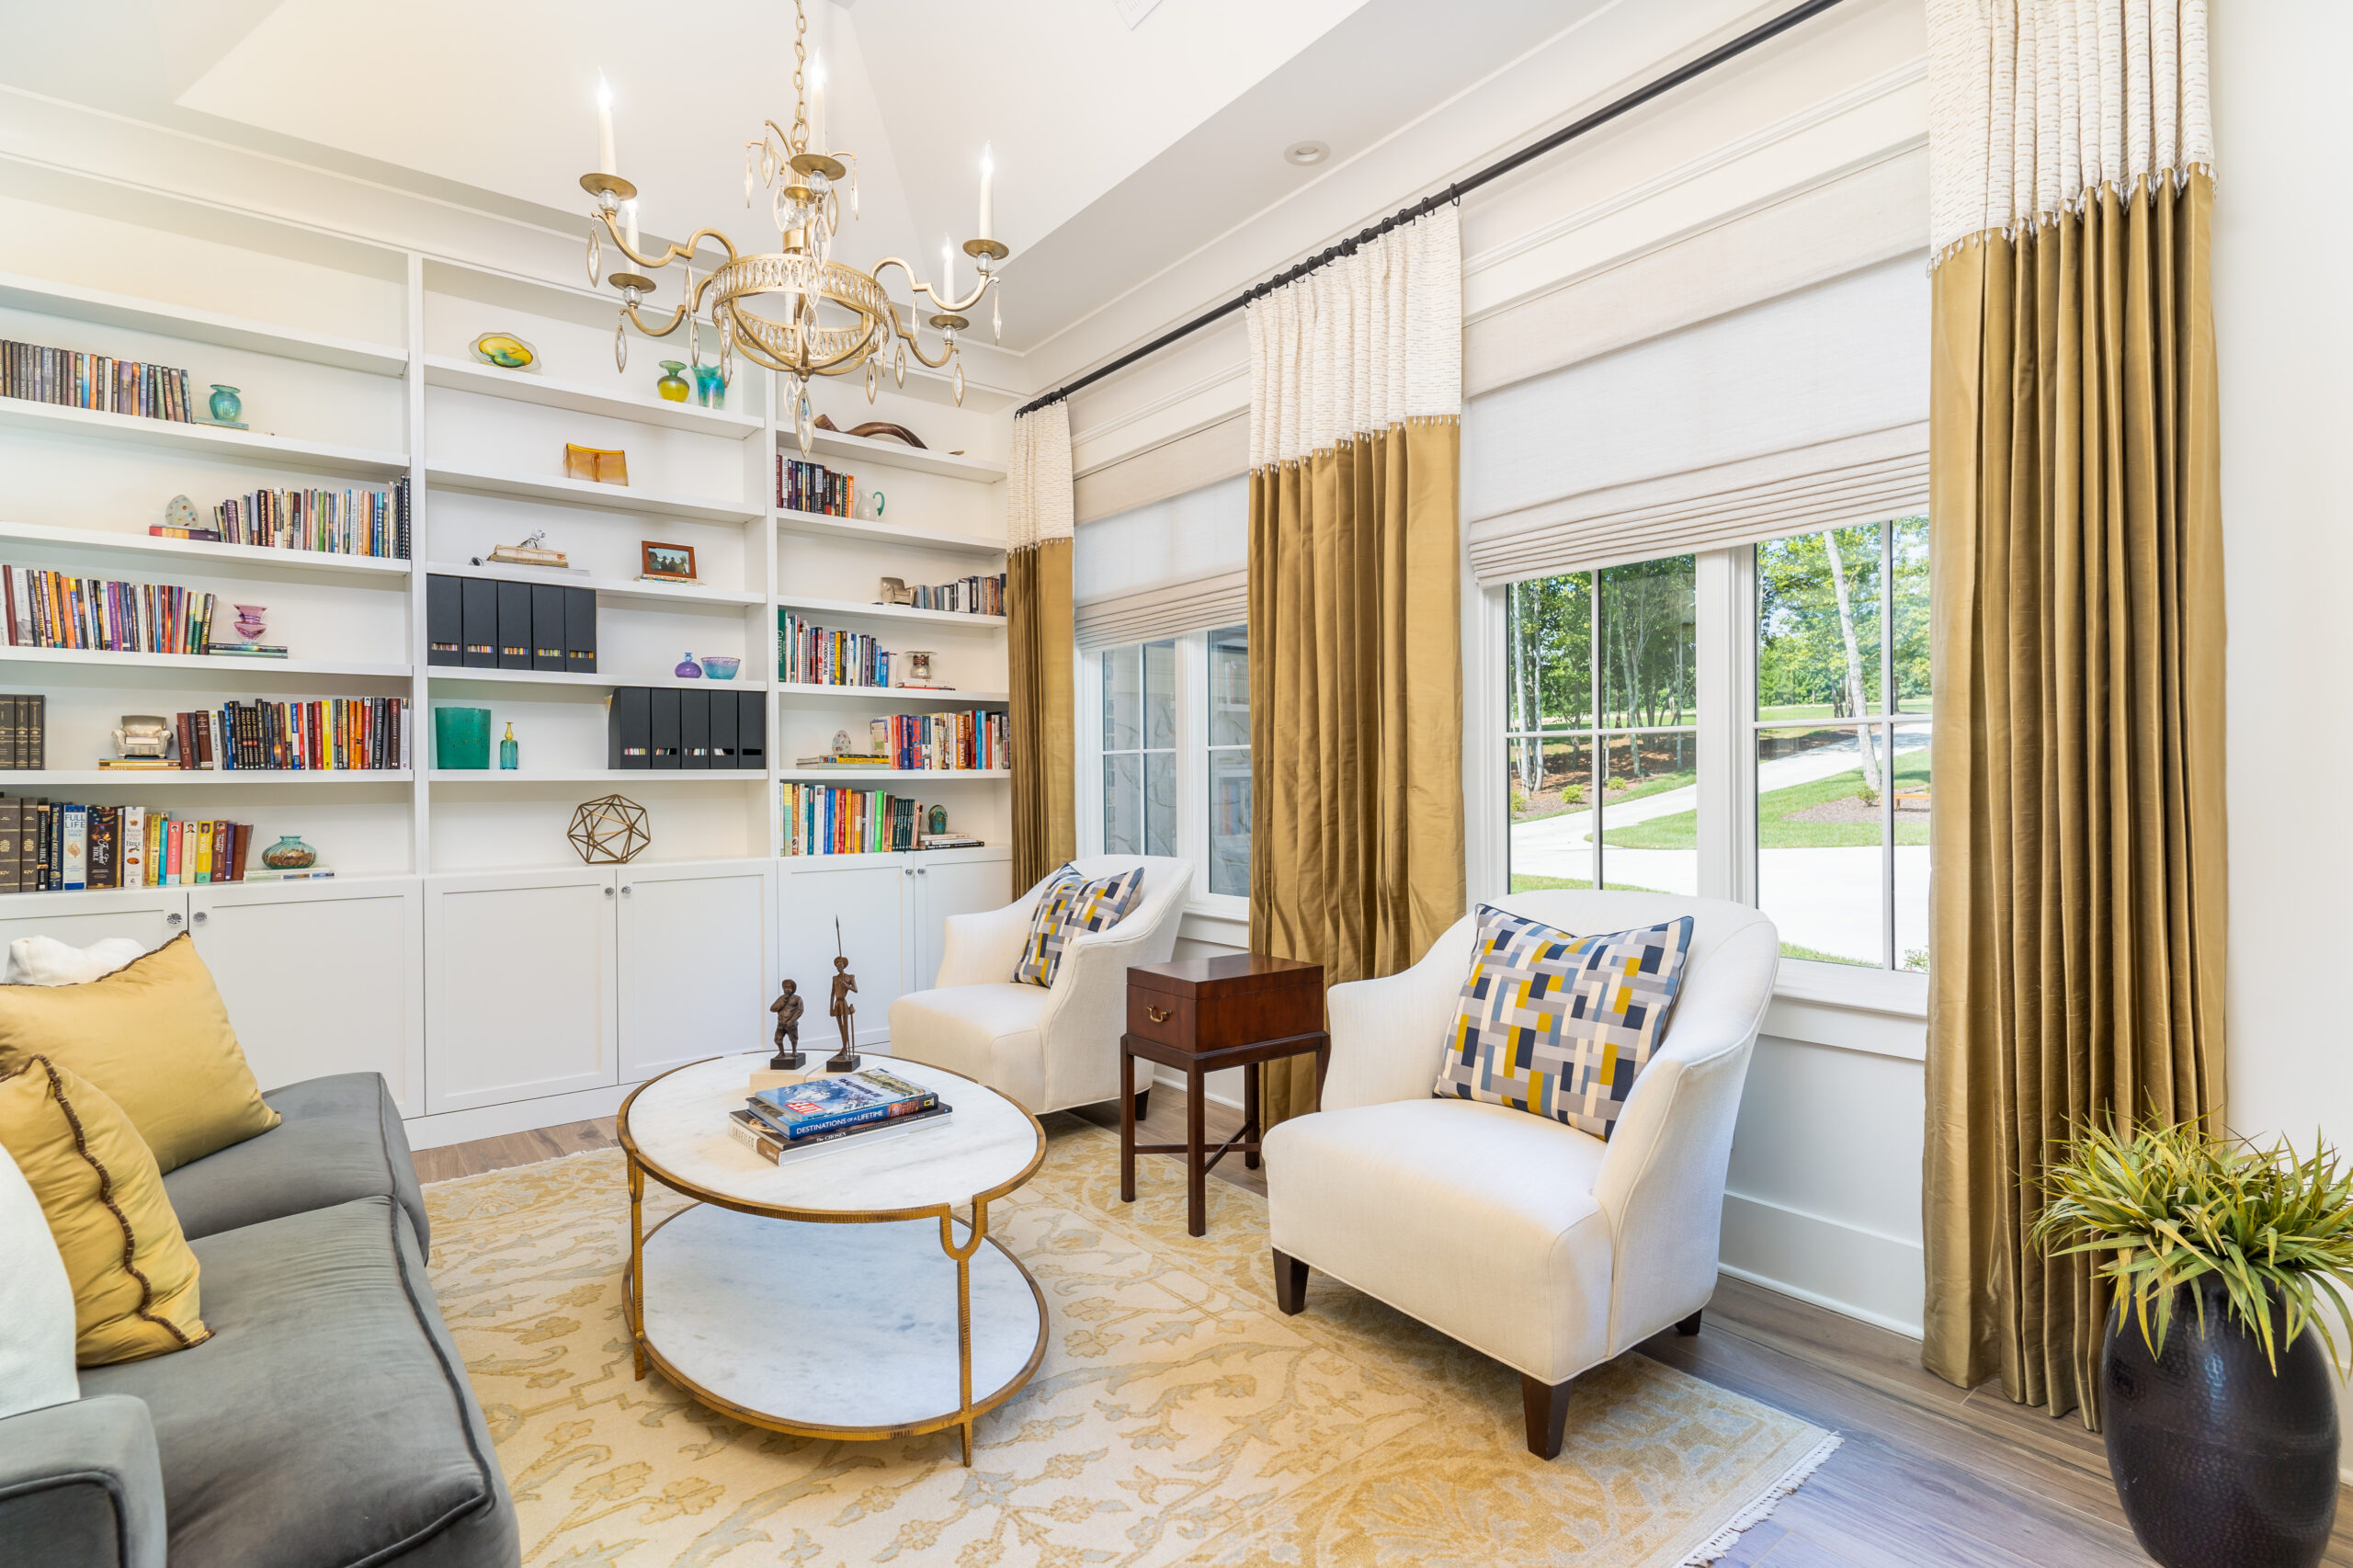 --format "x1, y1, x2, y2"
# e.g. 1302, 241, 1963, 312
0, 0, 1751, 387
